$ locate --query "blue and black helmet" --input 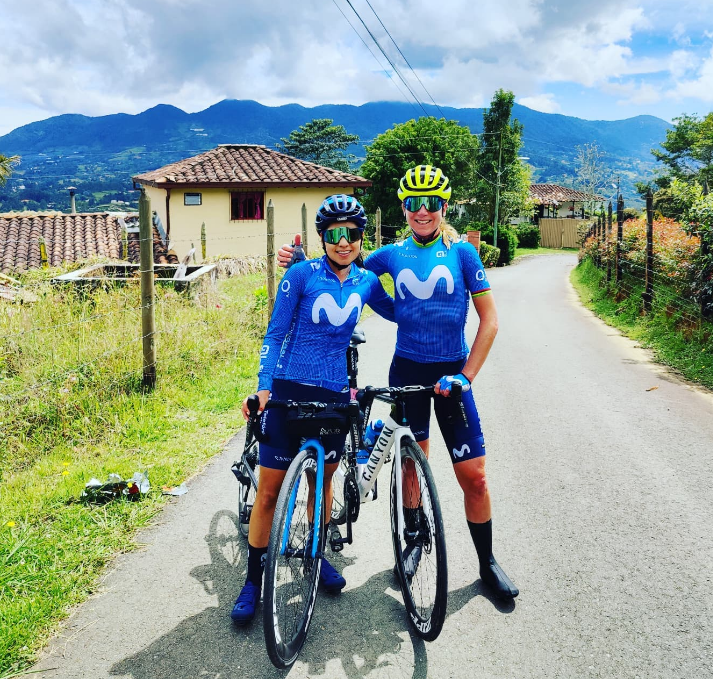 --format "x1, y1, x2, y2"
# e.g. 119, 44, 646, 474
315, 194, 367, 233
